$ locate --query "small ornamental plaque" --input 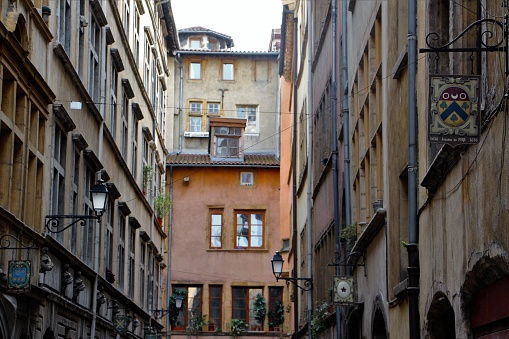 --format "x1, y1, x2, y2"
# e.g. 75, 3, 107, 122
7, 260, 31, 293
145, 334, 157, 339
333, 276, 353, 304
429, 75, 480, 146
